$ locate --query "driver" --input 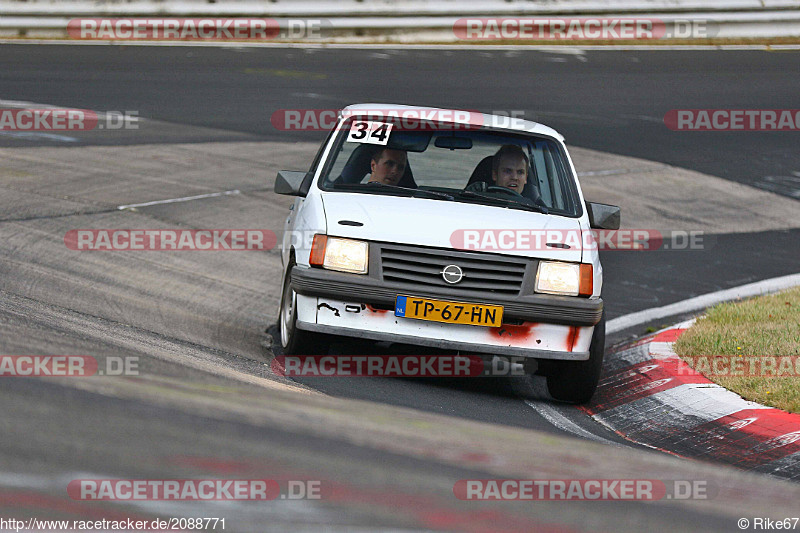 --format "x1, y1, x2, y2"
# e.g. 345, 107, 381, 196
491, 144, 528, 194
367, 148, 407, 186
